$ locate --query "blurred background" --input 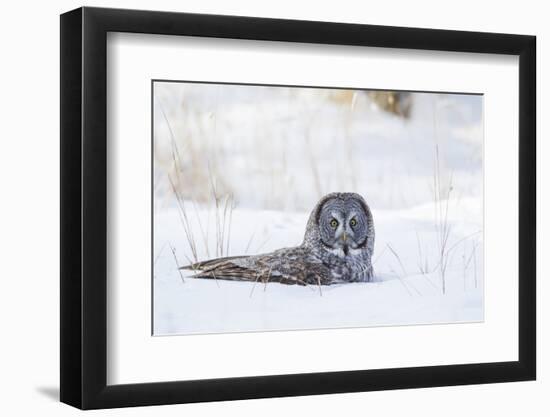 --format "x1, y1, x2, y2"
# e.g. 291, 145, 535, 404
153, 82, 482, 214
